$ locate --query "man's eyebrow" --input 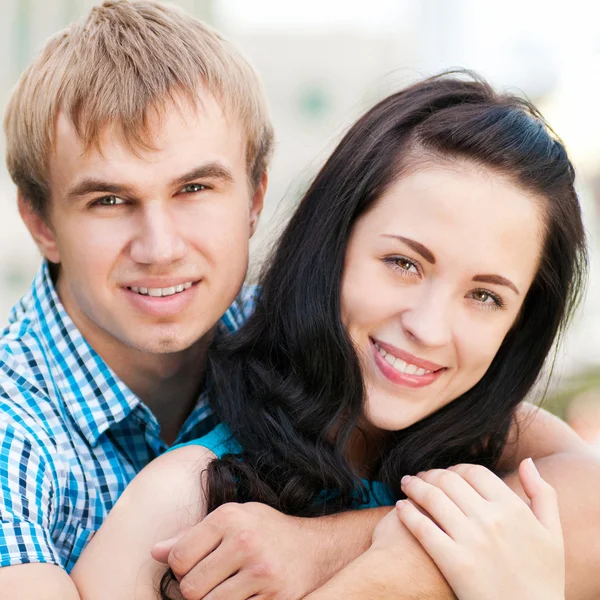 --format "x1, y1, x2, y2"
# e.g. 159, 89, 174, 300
171, 162, 235, 188
473, 274, 520, 296
381, 234, 436, 265
64, 162, 235, 204
65, 180, 133, 204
